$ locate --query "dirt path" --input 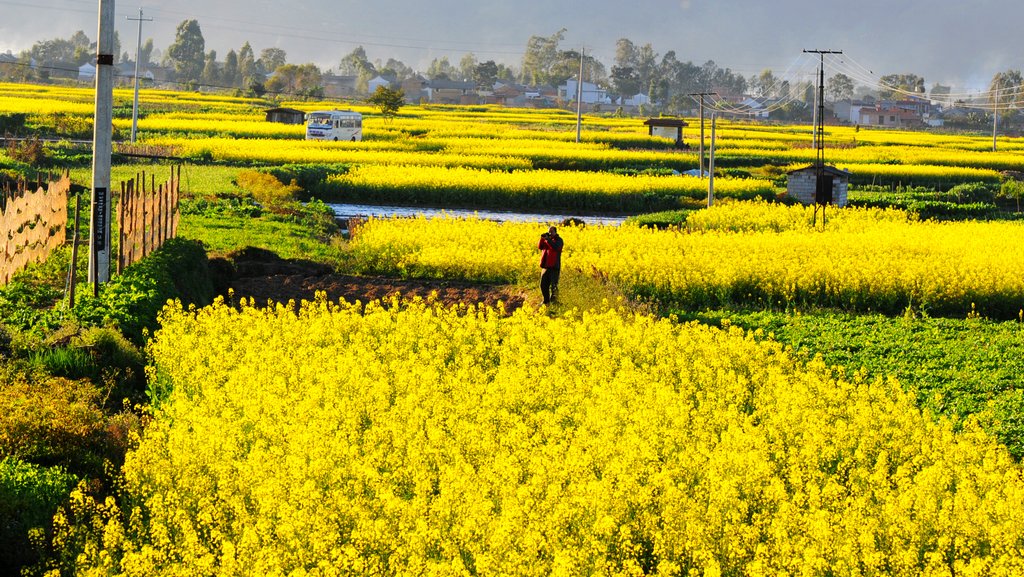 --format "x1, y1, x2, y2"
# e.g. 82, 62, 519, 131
229, 273, 528, 312
219, 247, 529, 312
